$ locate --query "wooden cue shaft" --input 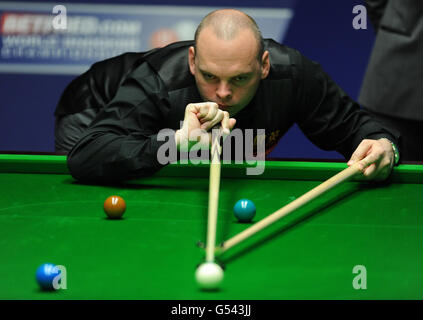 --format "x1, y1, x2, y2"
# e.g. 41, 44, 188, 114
218, 163, 361, 254
206, 135, 222, 262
